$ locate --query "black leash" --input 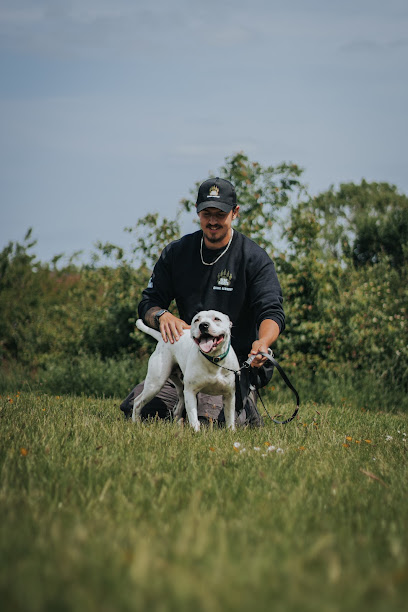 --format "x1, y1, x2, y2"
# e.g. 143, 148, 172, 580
242, 352, 300, 425
202, 349, 300, 425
